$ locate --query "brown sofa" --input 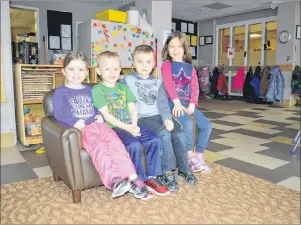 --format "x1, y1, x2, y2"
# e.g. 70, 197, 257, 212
41, 85, 197, 203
